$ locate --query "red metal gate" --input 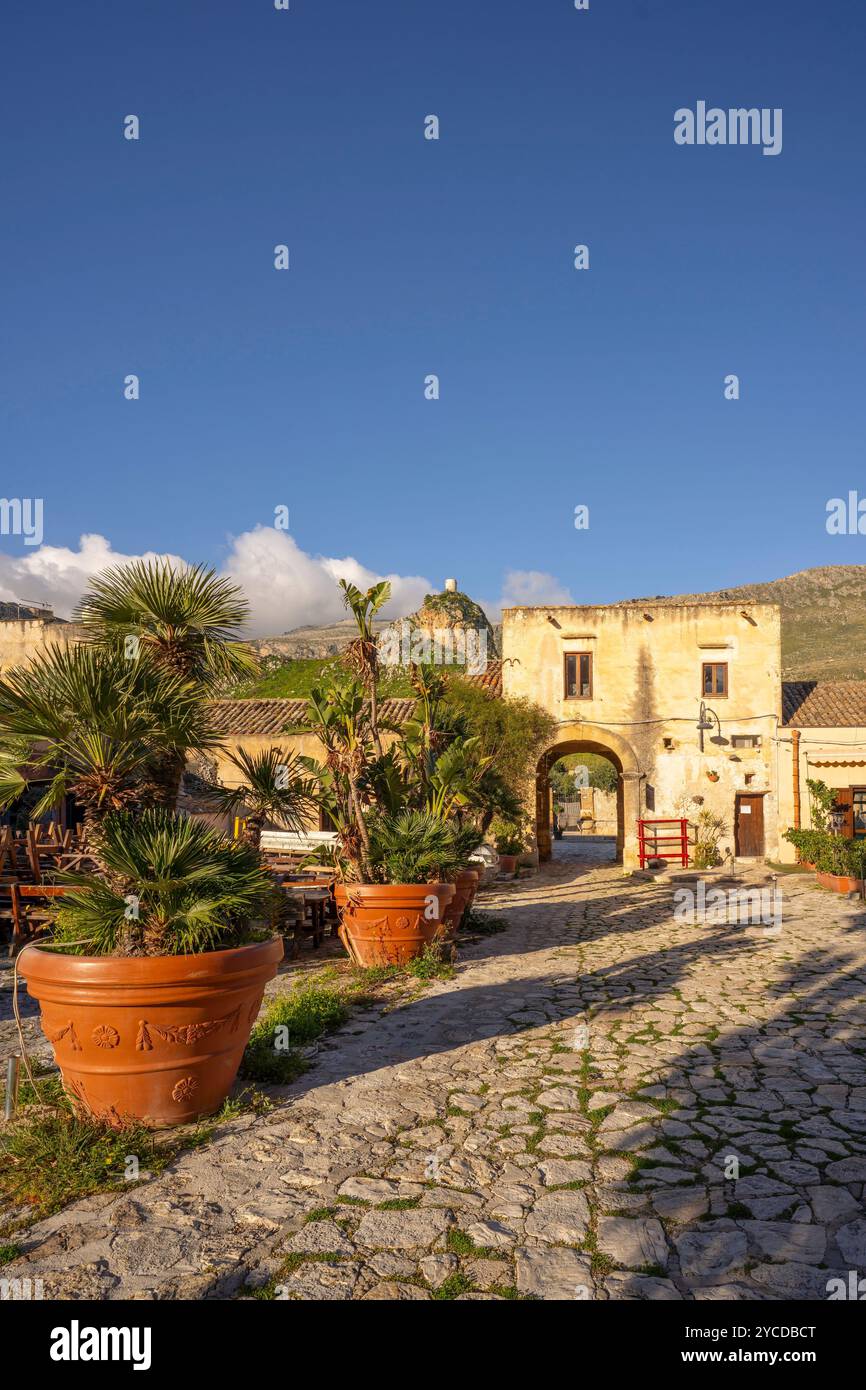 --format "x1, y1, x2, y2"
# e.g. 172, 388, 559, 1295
637, 818, 689, 869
